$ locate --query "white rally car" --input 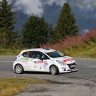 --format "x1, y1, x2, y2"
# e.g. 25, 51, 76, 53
13, 48, 78, 75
